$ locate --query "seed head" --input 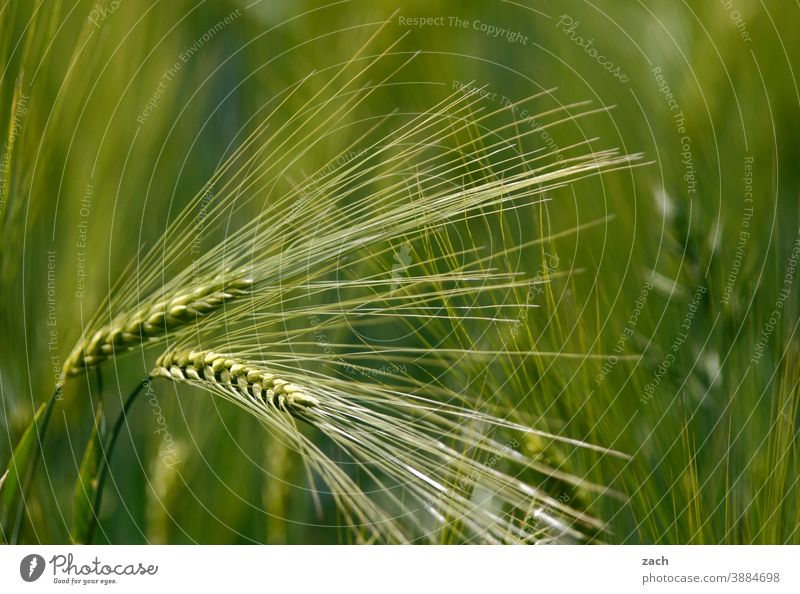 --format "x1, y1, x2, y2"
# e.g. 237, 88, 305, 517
63, 275, 253, 377
151, 349, 319, 413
